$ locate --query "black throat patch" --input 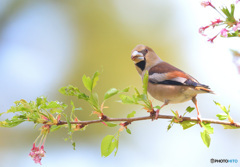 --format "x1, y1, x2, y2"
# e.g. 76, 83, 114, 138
136, 60, 146, 71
